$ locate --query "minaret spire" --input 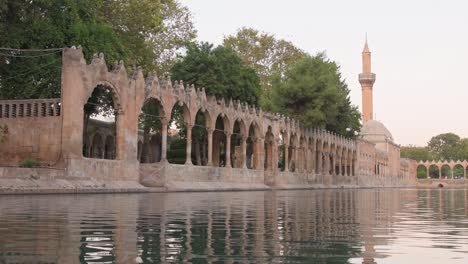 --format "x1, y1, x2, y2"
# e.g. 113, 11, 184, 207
359, 36, 376, 123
